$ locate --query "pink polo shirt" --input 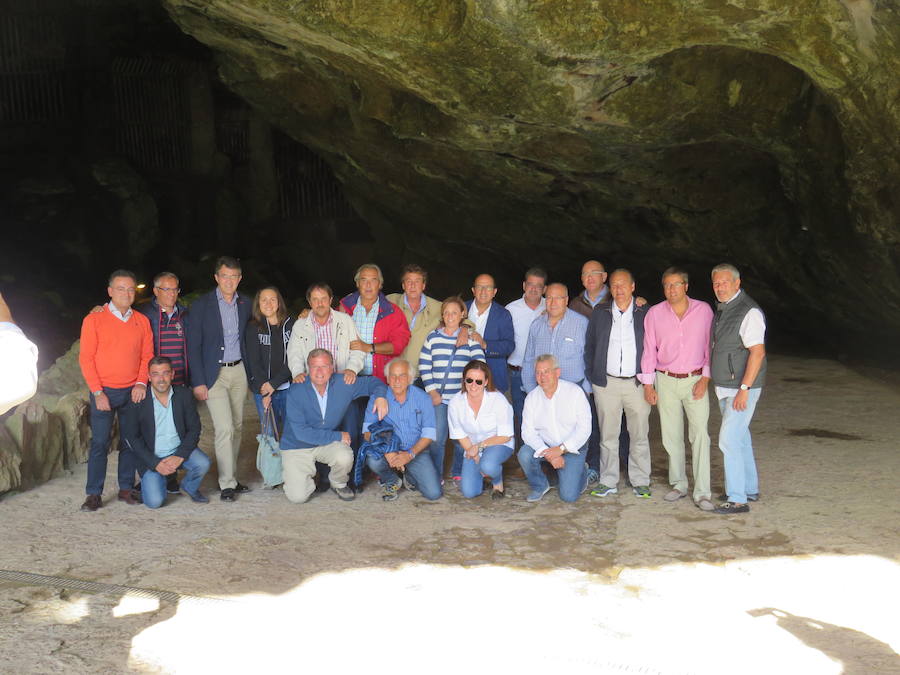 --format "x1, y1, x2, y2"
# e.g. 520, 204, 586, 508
639, 297, 713, 384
